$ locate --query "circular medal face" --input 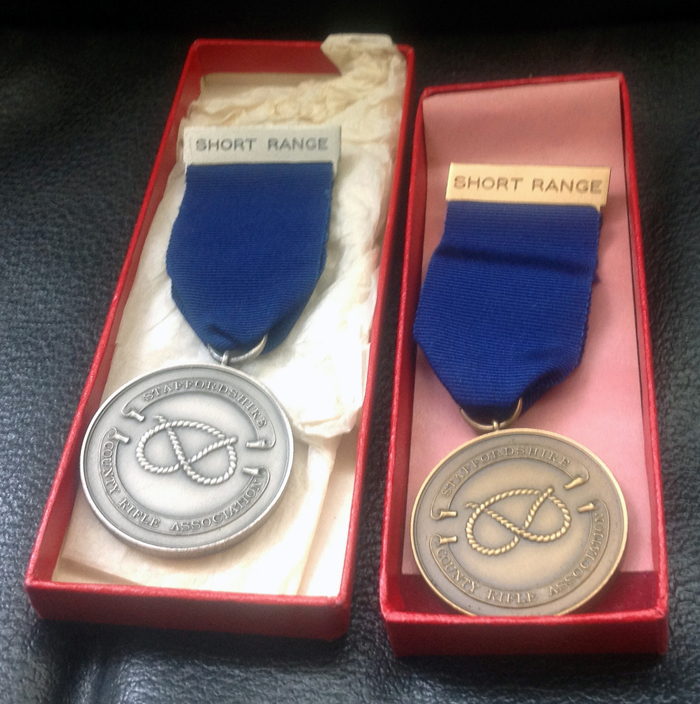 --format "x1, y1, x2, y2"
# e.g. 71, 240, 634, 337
411, 429, 627, 616
81, 364, 293, 557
